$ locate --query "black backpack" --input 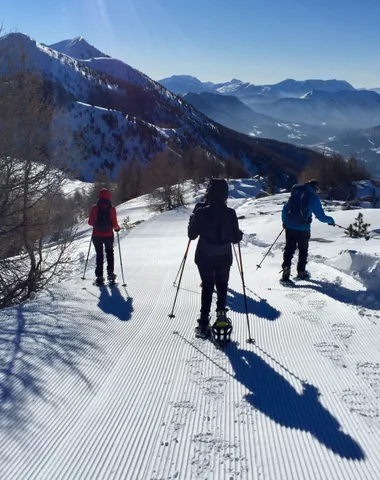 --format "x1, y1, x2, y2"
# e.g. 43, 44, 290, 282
285, 184, 312, 226
96, 201, 112, 231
